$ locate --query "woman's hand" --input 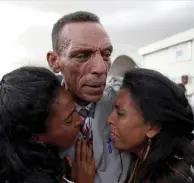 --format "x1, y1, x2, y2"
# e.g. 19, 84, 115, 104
74, 139, 95, 183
